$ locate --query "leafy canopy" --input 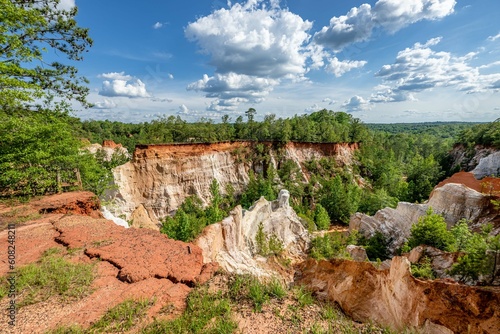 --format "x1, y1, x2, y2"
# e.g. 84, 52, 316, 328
0, 0, 93, 111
